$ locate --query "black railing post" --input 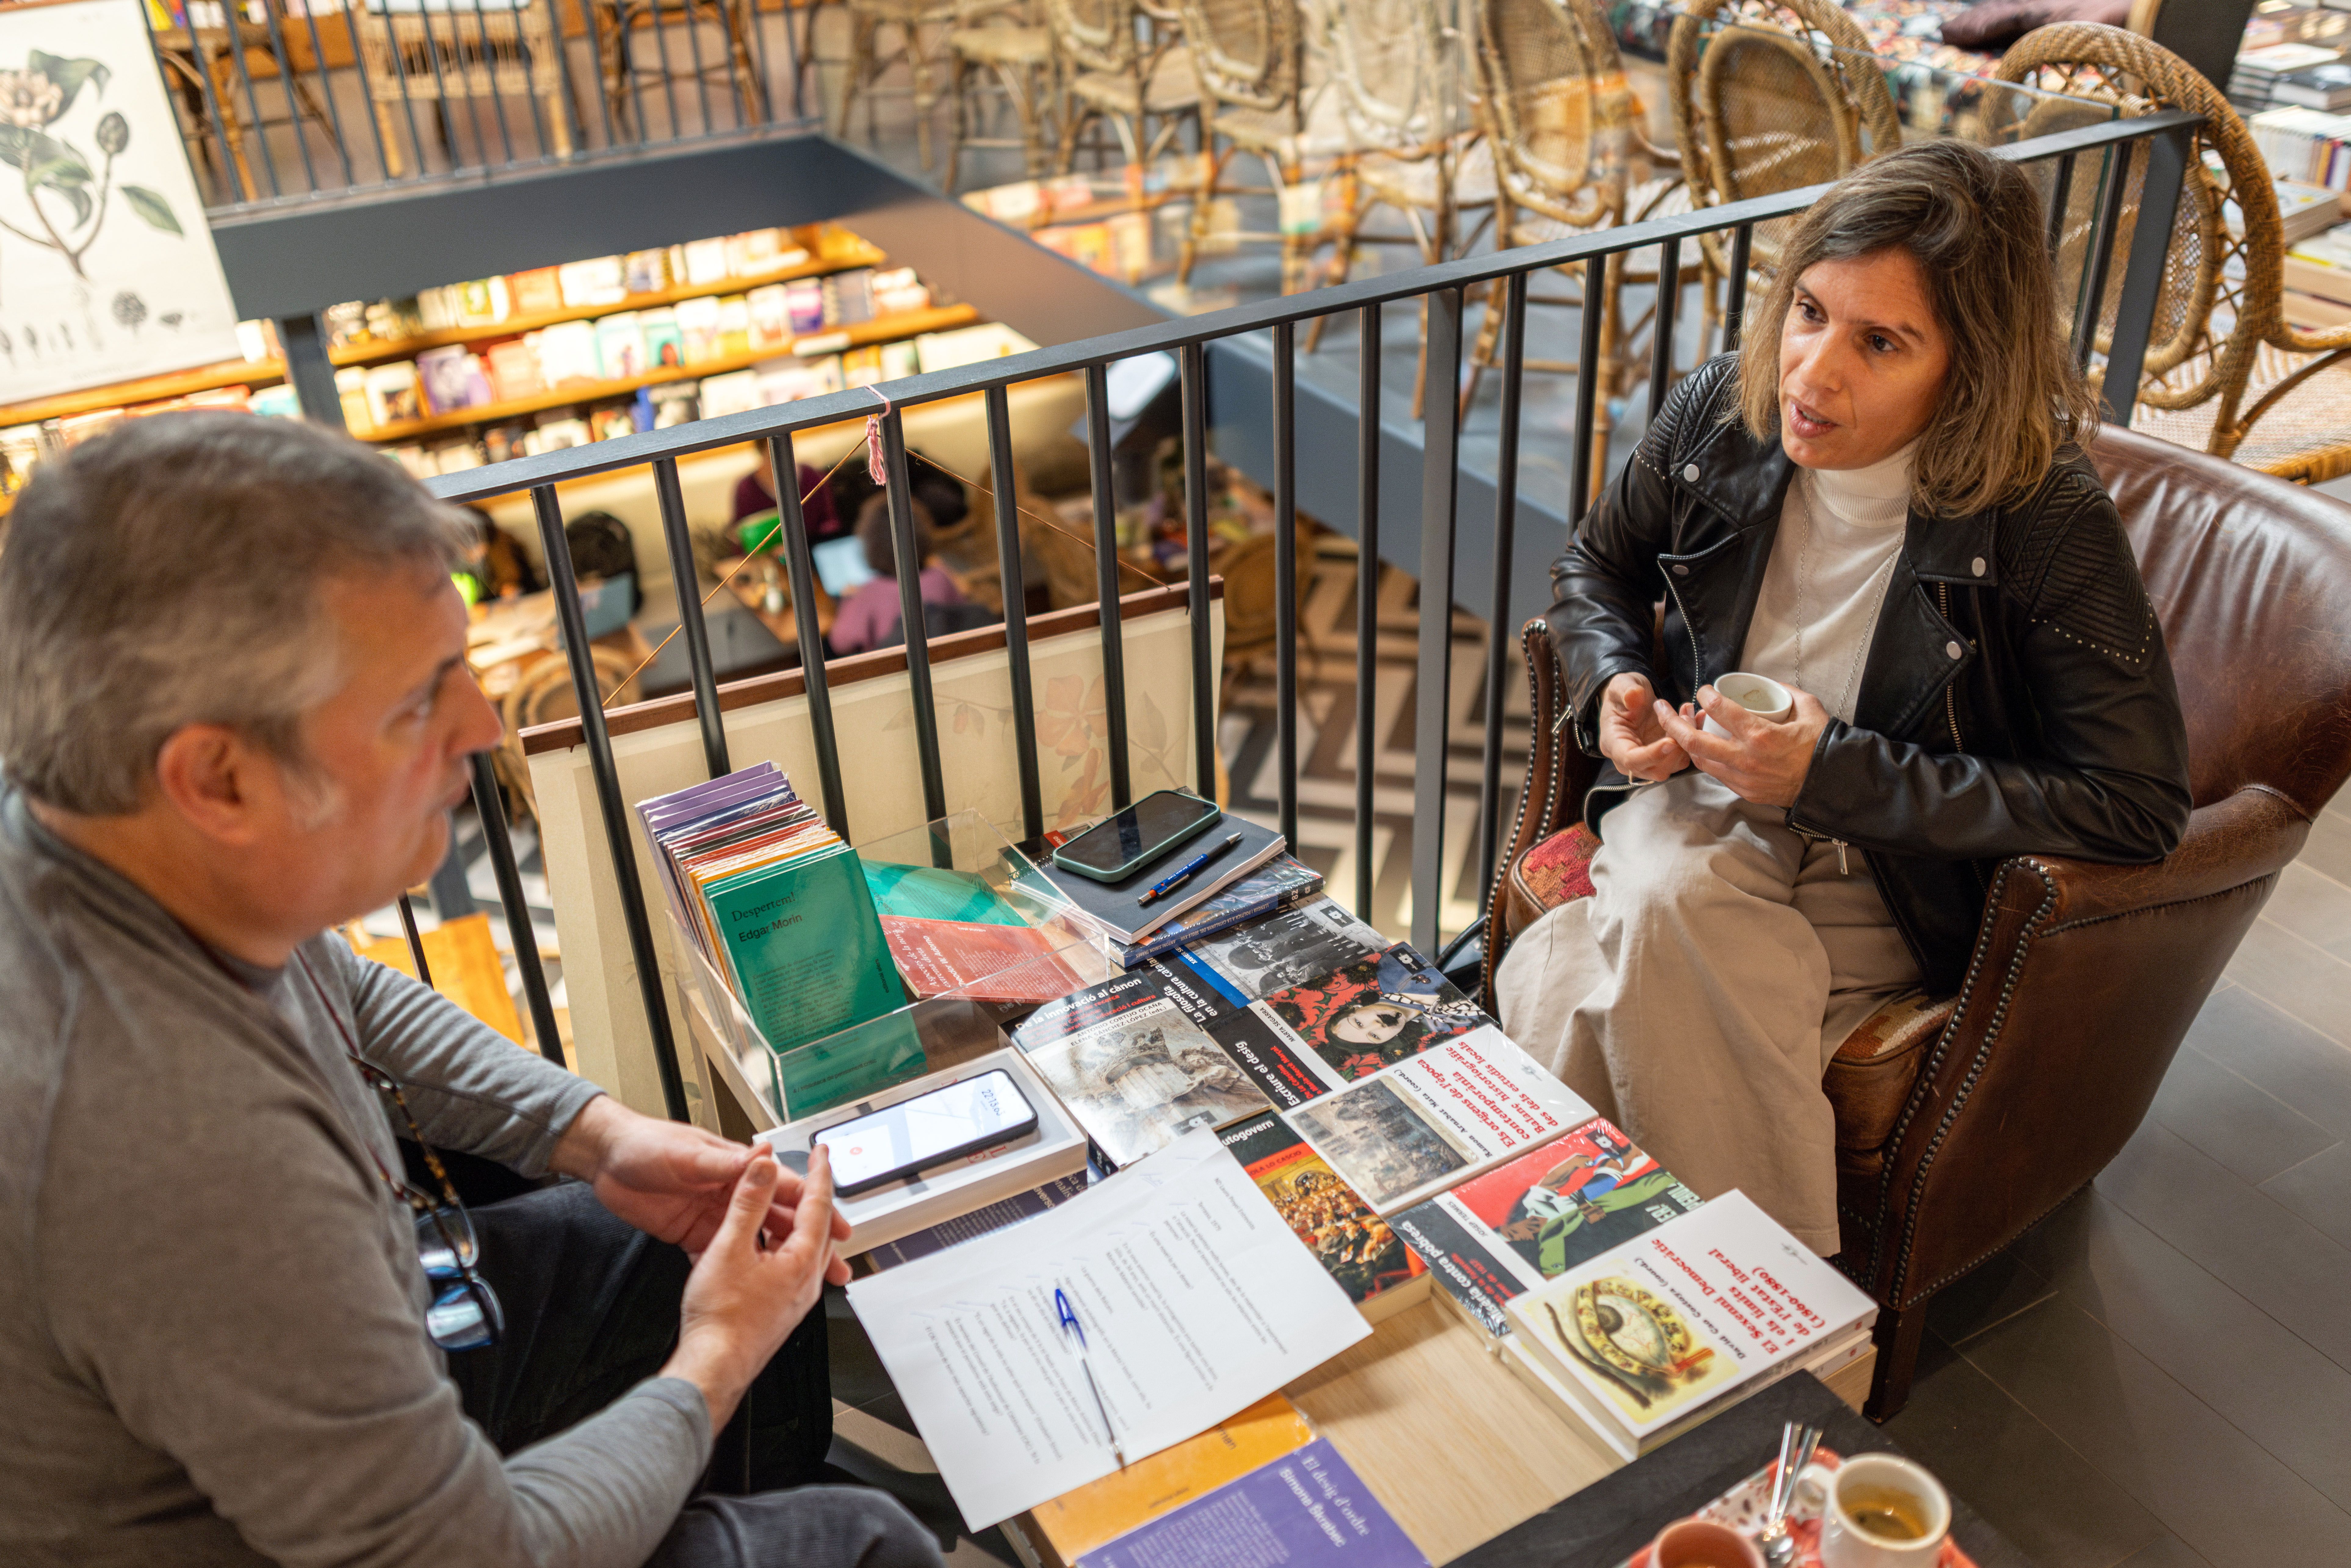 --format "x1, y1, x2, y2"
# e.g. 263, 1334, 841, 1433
2073, 141, 2133, 370
882, 410, 949, 823
1724, 224, 1754, 353
2045, 151, 2076, 264
1647, 238, 1681, 423
397, 893, 435, 987
1273, 320, 1299, 850
279, 313, 345, 429
2099, 123, 2190, 424
1179, 343, 1216, 800
1475, 271, 1528, 911
1083, 364, 1134, 809
1569, 254, 1609, 519
532, 484, 692, 1122
653, 456, 730, 777
768, 434, 850, 836
1354, 302, 1382, 920
984, 387, 1044, 841
469, 752, 567, 1067
1410, 287, 1464, 957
